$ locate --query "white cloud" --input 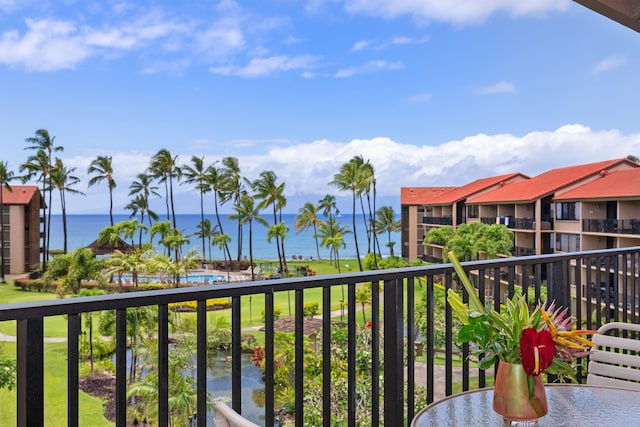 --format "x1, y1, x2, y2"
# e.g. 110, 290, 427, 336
341, 0, 571, 24
195, 18, 245, 58
475, 81, 516, 95
0, 19, 91, 71
0, 16, 188, 71
211, 54, 321, 77
335, 59, 404, 77
593, 55, 627, 74
351, 40, 369, 51
56, 124, 640, 214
